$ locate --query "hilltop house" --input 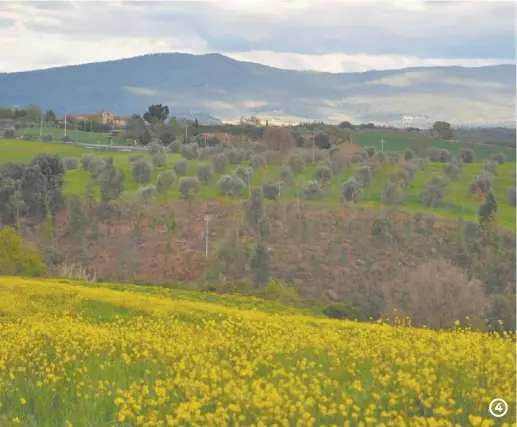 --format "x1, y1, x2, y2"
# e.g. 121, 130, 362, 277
57, 111, 129, 126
